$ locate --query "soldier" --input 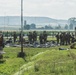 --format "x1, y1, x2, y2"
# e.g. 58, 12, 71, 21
19, 32, 25, 44
43, 31, 48, 44
60, 32, 63, 45
13, 32, 17, 43
67, 32, 71, 45
27, 32, 33, 44
71, 33, 75, 43
65, 32, 68, 45
56, 32, 60, 44
0, 31, 5, 59
62, 32, 66, 45
0, 31, 4, 48
32, 31, 37, 43
70, 43, 76, 49
39, 33, 44, 44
